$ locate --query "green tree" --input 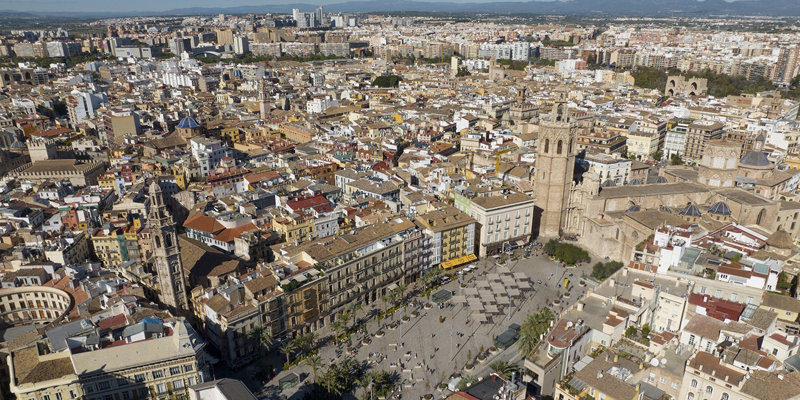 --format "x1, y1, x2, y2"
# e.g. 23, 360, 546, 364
792, 74, 800, 88
279, 341, 297, 365
346, 302, 363, 331
651, 150, 663, 161
625, 326, 637, 338
641, 323, 651, 338
456, 375, 479, 390
671, 154, 685, 165
247, 326, 273, 355
303, 354, 323, 384
456, 67, 471, 77
372, 75, 402, 88
543, 239, 558, 256
518, 308, 556, 357
488, 360, 521, 380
